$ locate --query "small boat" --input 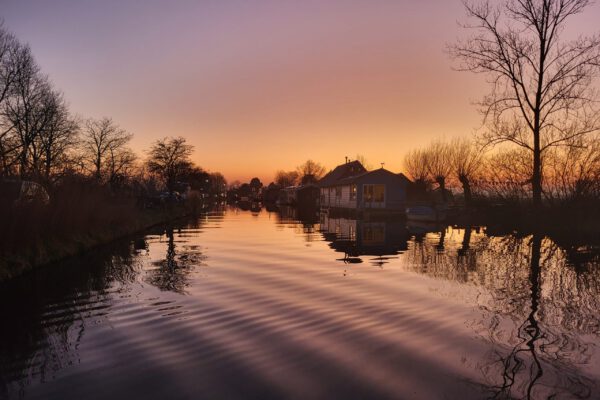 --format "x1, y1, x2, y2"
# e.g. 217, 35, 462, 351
406, 205, 446, 222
